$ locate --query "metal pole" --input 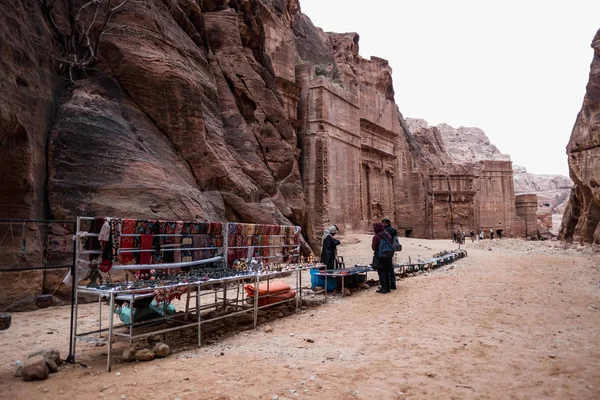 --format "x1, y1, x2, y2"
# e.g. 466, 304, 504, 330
197, 283, 201, 347
67, 220, 77, 363
107, 292, 114, 372
0, 265, 73, 272
98, 294, 102, 338
253, 273, 259, 329
69, 217, 81, 364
